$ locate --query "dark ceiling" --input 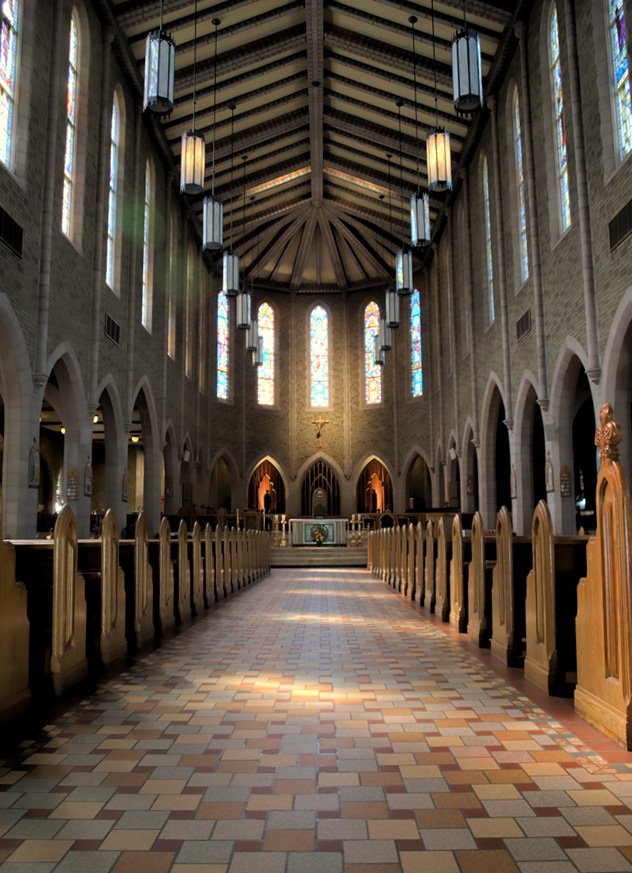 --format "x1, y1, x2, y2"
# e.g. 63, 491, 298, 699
108, 0, 519, 293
